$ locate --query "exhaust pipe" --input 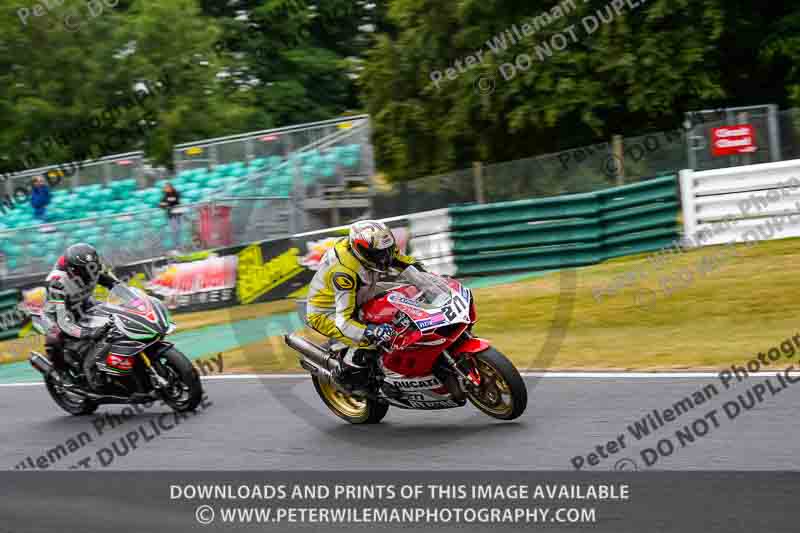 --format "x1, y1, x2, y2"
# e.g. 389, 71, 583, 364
284, 334, 341, 376
29, 352, 53, 376
29, 352, 62, 385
